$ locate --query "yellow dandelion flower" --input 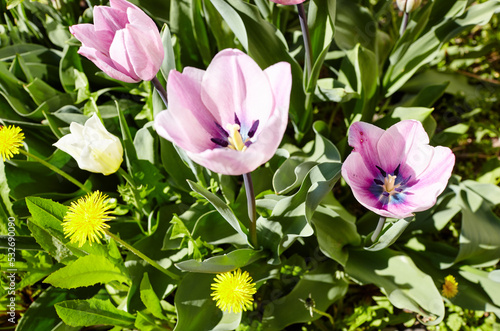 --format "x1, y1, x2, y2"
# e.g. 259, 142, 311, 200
211, 268, 257, 313
63, 191, 114, 247
442, 275, 458, 299
0, 125, 24, 161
